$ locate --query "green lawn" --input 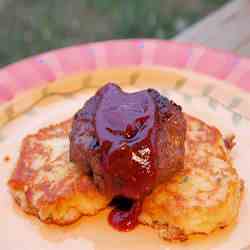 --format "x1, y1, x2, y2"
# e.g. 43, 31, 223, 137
0, 0, 230, 67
